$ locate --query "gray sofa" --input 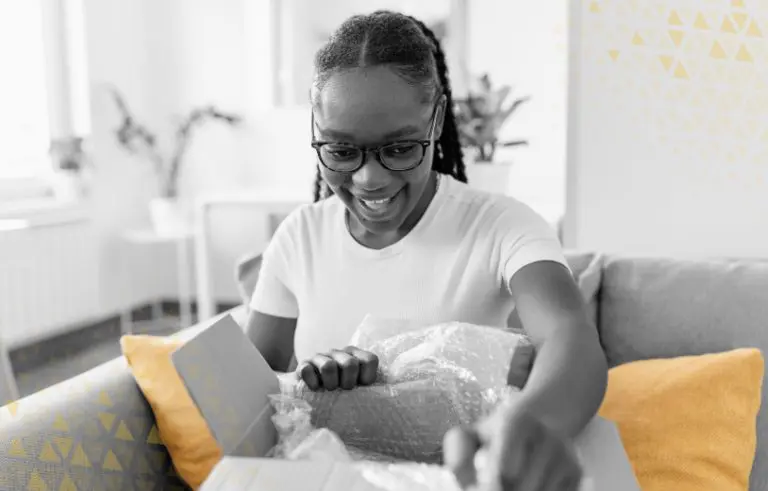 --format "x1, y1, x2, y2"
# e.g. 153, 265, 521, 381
0, 252, 766, 490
